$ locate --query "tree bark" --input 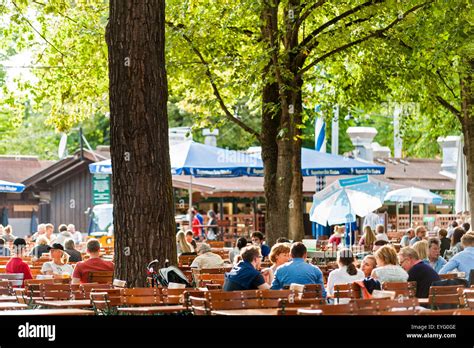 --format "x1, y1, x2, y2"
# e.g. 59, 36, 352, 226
106, 0, 176, 287
460, 58, 474, 224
